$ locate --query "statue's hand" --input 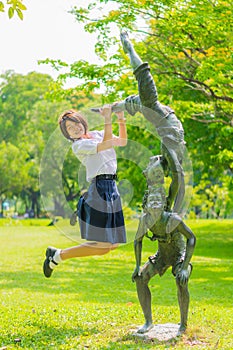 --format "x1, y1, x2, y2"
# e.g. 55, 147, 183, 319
177, 268, 189, 286
132, 267, 140, 282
